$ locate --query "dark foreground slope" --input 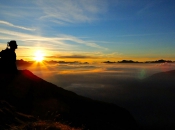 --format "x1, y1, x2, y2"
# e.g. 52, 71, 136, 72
0, 70, 137, 130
